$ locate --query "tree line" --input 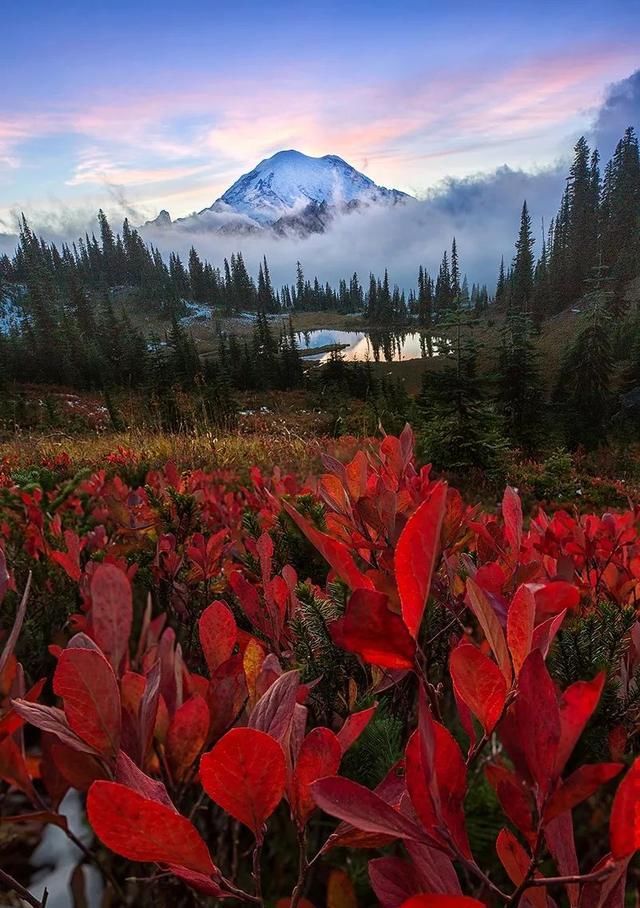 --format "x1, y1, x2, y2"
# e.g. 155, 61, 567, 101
496, 127, 640, 320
